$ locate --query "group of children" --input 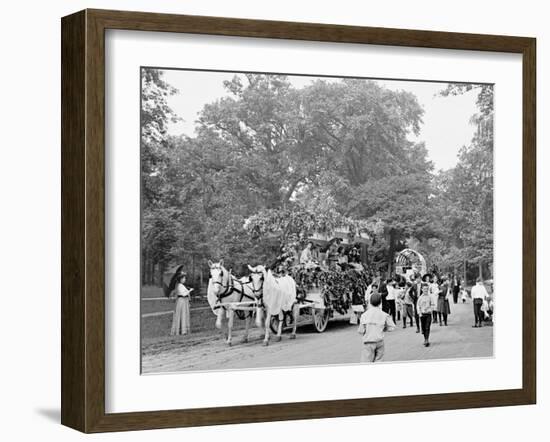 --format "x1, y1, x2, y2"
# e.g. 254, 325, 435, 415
358, 274, 455, 363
